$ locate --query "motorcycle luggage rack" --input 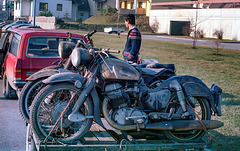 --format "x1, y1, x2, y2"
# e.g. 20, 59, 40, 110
28, 121, 210, 151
